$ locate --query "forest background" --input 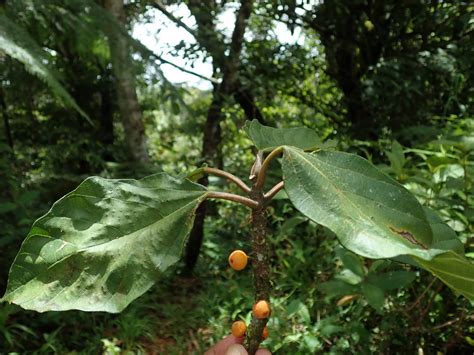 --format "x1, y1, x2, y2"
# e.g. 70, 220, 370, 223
0, 0, 473, 353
